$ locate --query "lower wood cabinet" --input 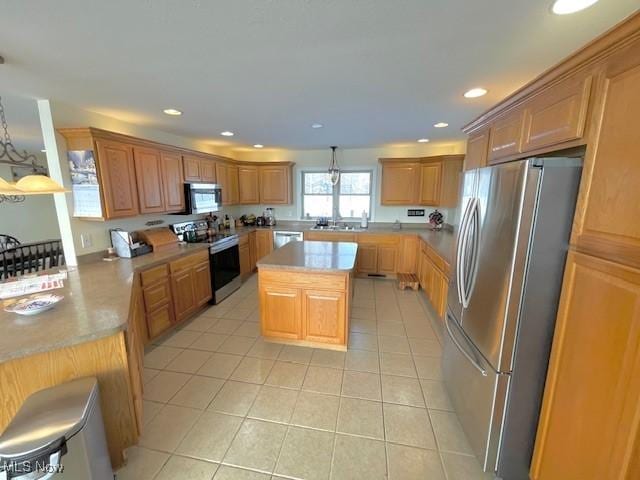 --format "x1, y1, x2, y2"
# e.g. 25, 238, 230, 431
302, 289, 346, 344
139, 250, 211, 342
256, 229, 274, 261
356, 244, 378, 273
418, 239, 448, 318
249, 231, 257, 271
531, 251, 640, 480
260, 285, 301, 339
239, 233, 256, 278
